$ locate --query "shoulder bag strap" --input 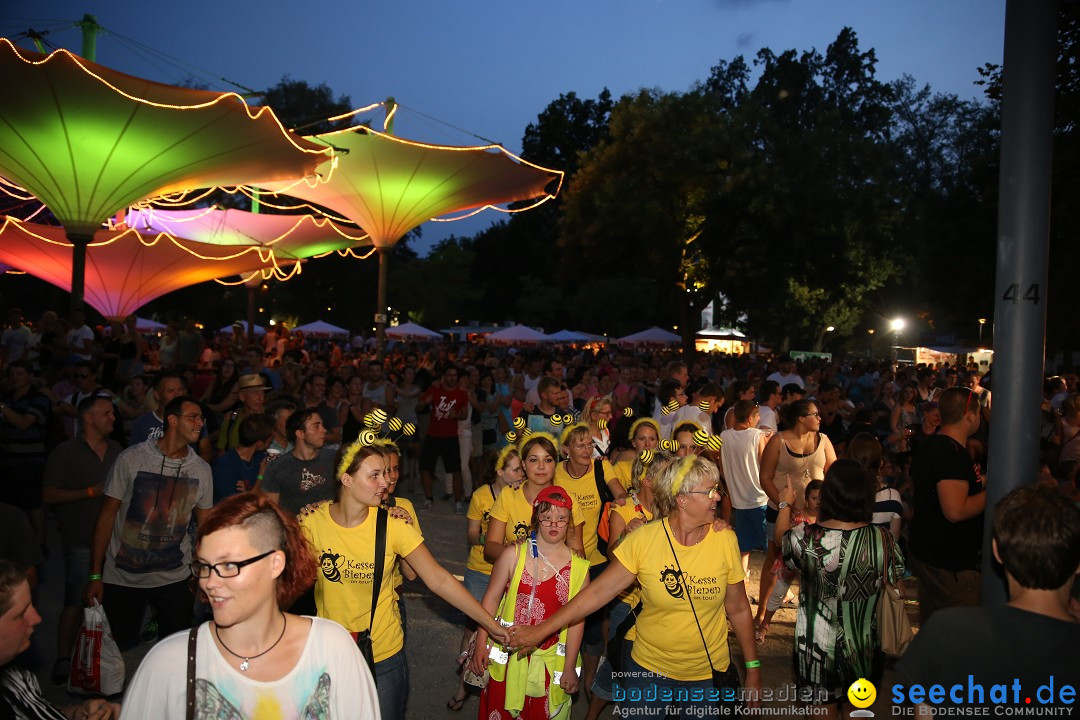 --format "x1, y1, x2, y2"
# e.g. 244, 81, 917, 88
186, 625, 199, 720
369, 508, 388, 630
593, 458, 614, 503
661, 519, 717, 673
